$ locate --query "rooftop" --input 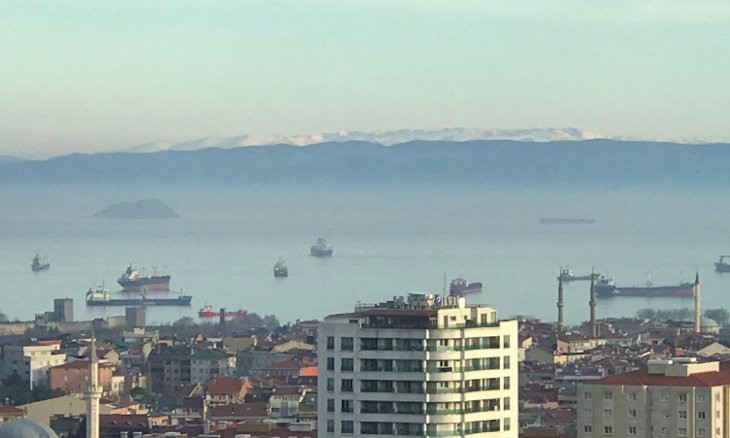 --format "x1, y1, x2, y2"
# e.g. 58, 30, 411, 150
589, 360, 730, 387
